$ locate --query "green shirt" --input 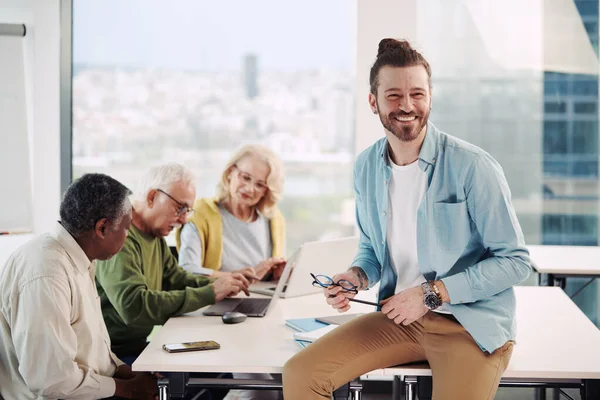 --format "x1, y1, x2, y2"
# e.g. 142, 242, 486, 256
96, 224, 215, 356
